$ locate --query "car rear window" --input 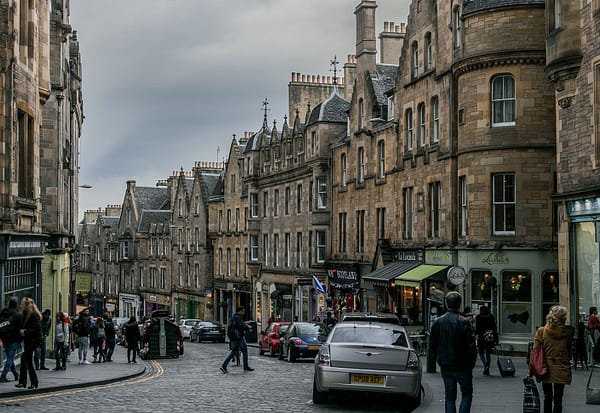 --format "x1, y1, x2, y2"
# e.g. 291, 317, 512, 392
331, 326, 408, 347
297, 324, 327, 336
279, 325, 290, 333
